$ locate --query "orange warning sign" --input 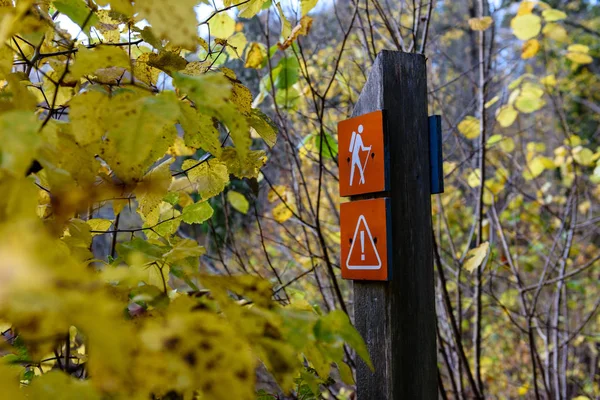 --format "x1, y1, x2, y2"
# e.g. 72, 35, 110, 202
340, 197, 390, 280
338, 110, 387, 197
